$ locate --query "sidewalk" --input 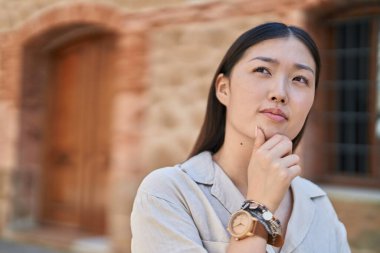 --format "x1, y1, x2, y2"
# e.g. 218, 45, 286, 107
0, 239, 68, 253
0, 236, 111, 253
